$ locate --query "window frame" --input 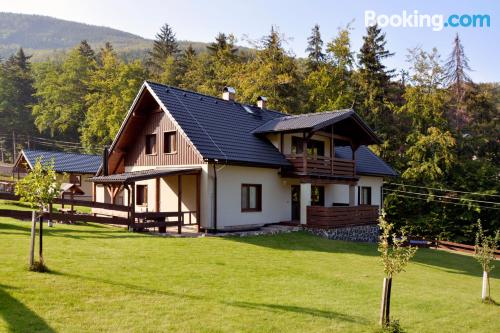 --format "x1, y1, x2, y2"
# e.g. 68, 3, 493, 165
136, 184, 148, 206
163, 130, 177, 154
145, 134, 157, 155
69, 174, 82, 186
359, 186, 372, 205
291, 136, 325, 156
241, 184, 262, 212
311, 185, 325, 206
